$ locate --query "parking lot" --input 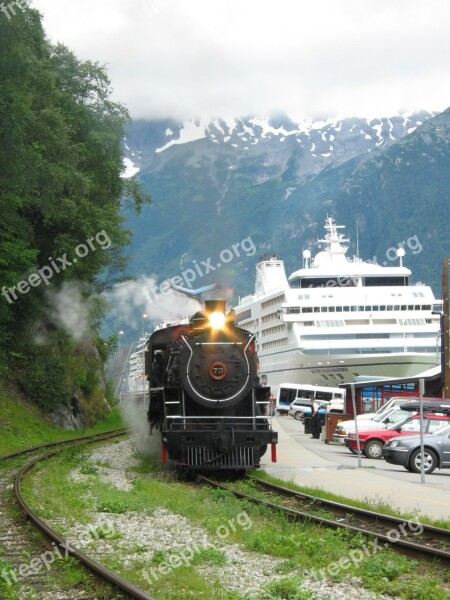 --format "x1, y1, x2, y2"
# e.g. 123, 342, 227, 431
262, 415, 450, 520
